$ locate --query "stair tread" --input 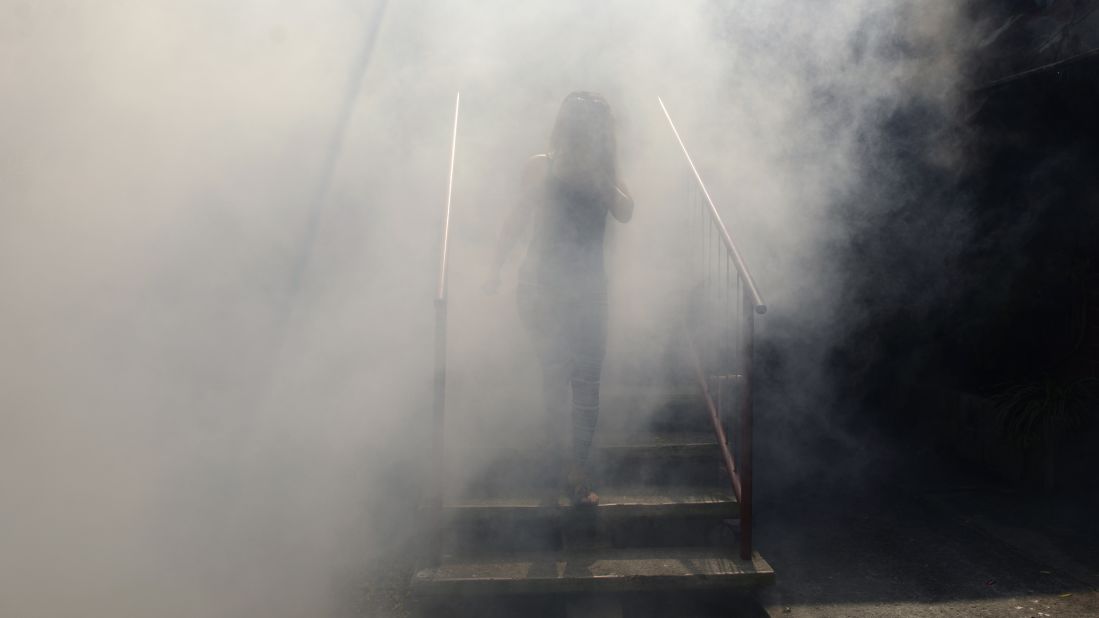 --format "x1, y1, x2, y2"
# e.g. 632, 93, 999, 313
412, 546, 773, 595
595, 430, 717, 453
448, 484, 734, 509
451, 430, 718, 459
445, 484, 737, 523
596, 429, 715, 446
